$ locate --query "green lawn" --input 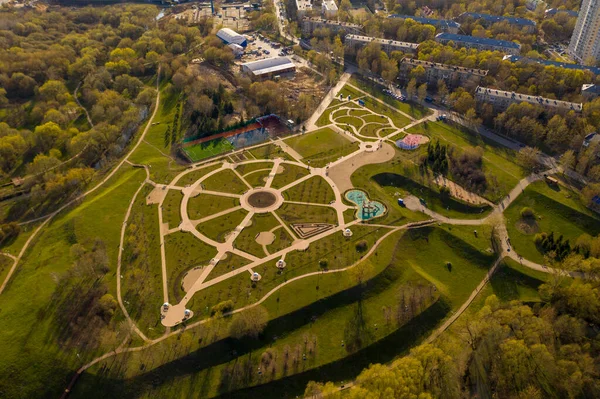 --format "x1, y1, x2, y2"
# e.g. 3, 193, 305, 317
336, 115, 364, 130
407, 121, 525, 202
285, 128, 359, 168
505, 180, 600, 264
360, 123, 387, 138
248, 143, 290, 160
394, 225, 496, 308
235, 161, 273, 175
234, 213, 285, 258
72, 229, 448, 399
188, 193, 239, 221
270, 163, 310, 189
267, 226, 295, 254
283, 175, 335, 204
162, 189, 183, 229
243, 168, 273, 187
183, 138, 234, 162
0, 254, 12, 290
0, 166, 146, 399
164, 231, 217, 301
197, 208, 248, 243
176, 163, 222, 187
276, 202, 338, 227
121, 185, 165, 339
315, 100, 345, 127
349, 75, 431, 119
205, 252, 252, 281
202, 169, 249, 194
489, 258, 547, 303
